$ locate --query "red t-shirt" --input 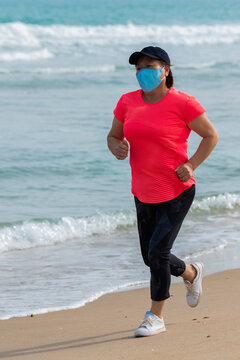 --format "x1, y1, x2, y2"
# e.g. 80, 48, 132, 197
113, 87, 206, 203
